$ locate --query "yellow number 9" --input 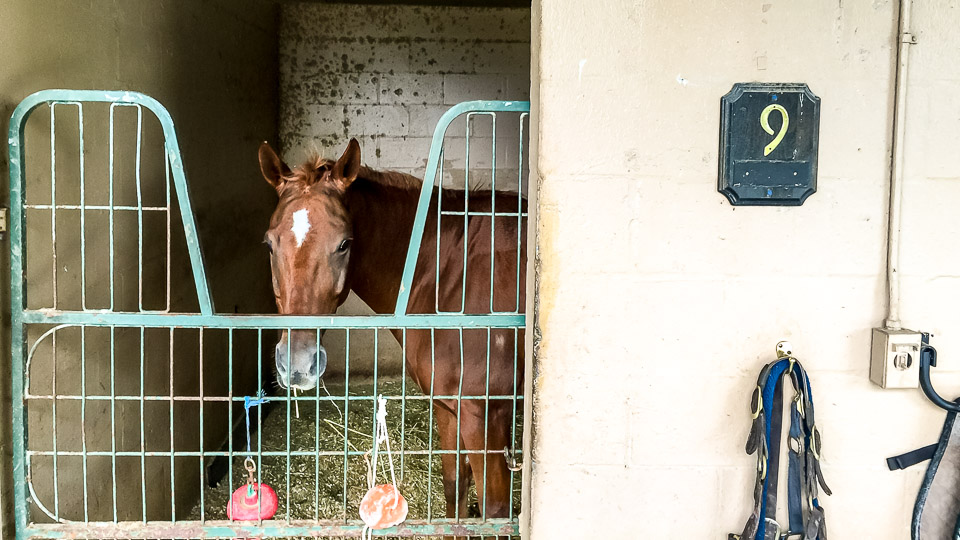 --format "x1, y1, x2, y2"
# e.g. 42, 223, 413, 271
760, 104, 789, 156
